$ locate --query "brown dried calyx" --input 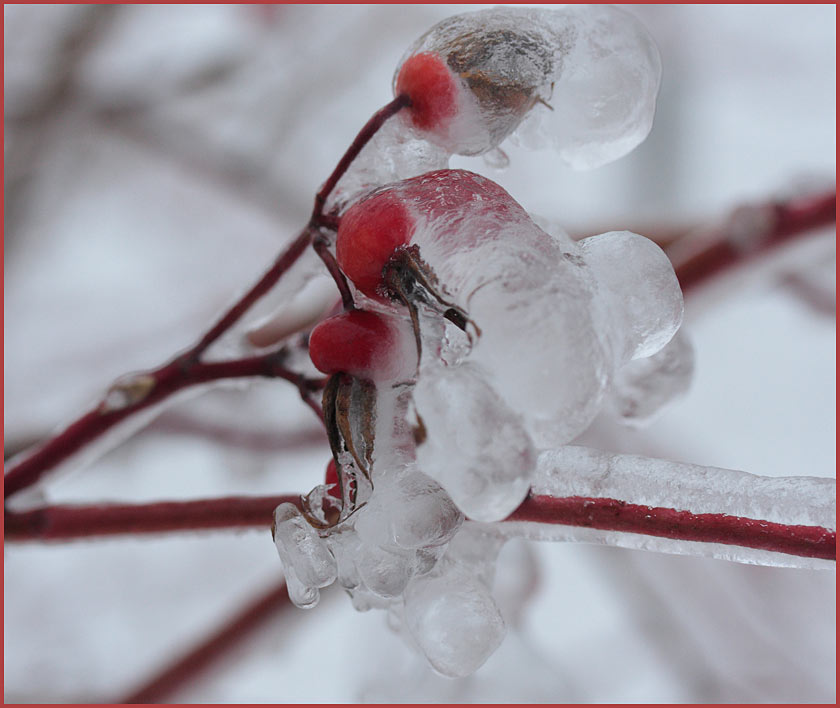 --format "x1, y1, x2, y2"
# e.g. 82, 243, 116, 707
382, 245, 479, 357
444, 27, 553, 121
